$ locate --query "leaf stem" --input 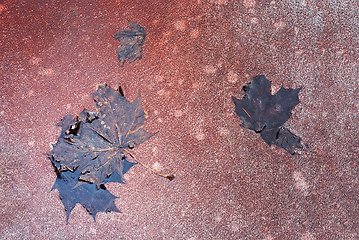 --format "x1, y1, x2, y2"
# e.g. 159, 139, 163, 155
123, 148, 174, 181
